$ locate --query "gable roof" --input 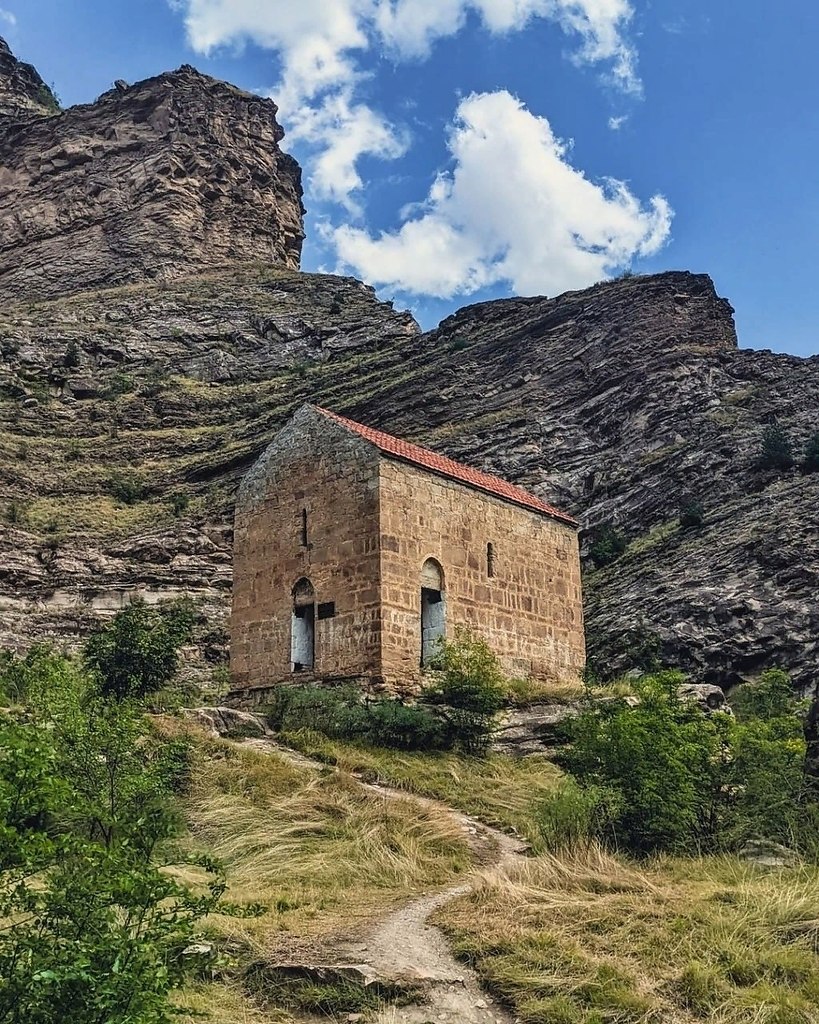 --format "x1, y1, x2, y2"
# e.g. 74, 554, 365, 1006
315, 406, 577, 528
